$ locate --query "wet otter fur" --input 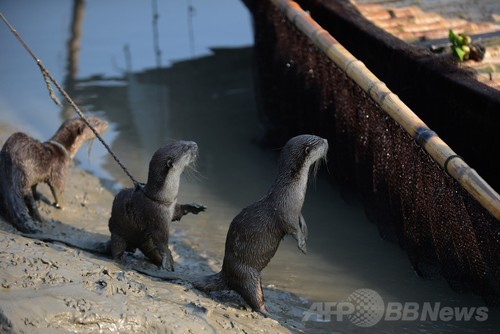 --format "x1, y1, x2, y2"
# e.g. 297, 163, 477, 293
108, 141, 206, 271
0, 116, 108, 233
195, 134, 328, 314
